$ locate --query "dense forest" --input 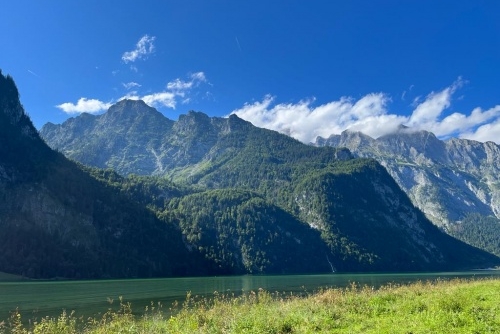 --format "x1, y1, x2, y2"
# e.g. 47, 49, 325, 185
448, 213, 500, 257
